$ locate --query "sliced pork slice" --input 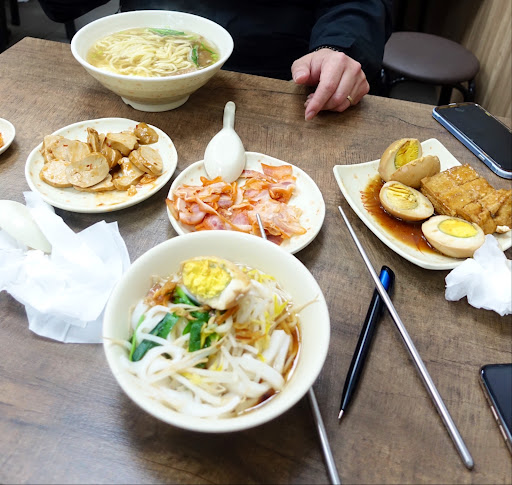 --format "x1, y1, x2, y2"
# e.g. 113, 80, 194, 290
101, 144, 122, 169
134, 122, 159, 145
129, 146, 164, 176
40, 135, 64, 163
87, 127, 102, 152
40, 160, 73, 188
105, 132, 138, 156
74, 174, 115, 192
42, 137, 91, 164
112, 157, 144, 190
65, 152, 109, 188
